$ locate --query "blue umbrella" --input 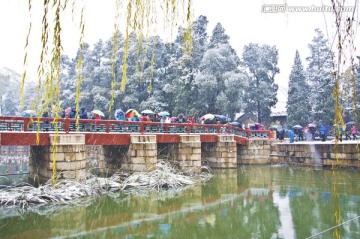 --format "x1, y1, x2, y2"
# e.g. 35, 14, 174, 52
158, 111, 170, 117
22, 110, 36, 117
114, 109, 124, 118
346, 121, 355, 126
214, 114, 227, 123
